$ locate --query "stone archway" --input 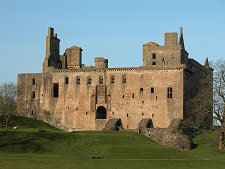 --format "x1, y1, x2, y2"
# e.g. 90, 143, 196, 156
96, 106, 107, 119
138, 118, 154, 128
